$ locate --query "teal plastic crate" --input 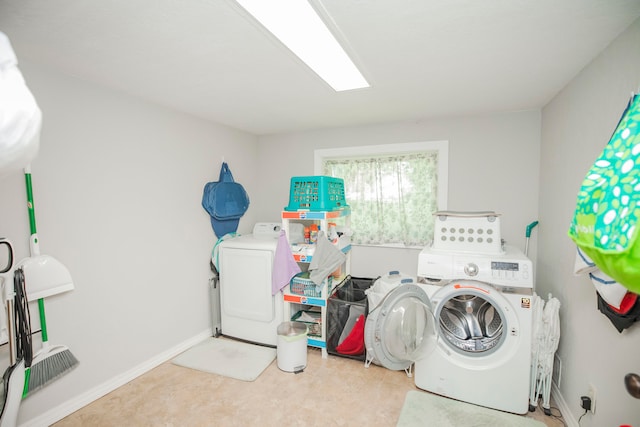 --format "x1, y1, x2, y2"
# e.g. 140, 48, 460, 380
284, 176, 348, 211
